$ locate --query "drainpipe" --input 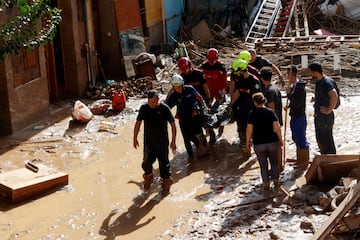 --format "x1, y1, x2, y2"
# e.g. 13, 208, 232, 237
161, 0, 167, 43
84, 0, 96, 87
